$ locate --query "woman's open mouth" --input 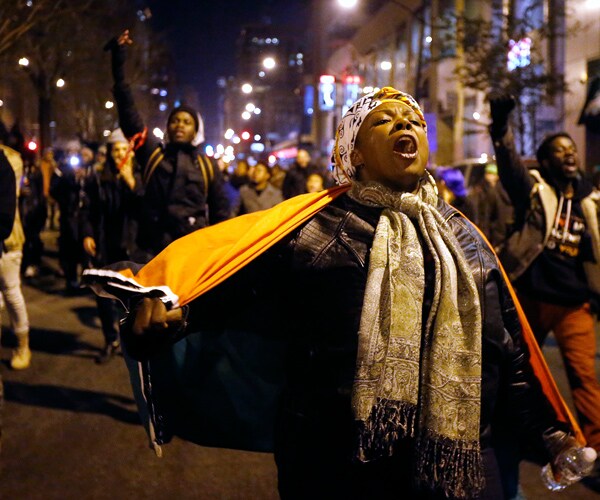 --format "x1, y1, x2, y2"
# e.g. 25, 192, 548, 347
393, 136, 418, 159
